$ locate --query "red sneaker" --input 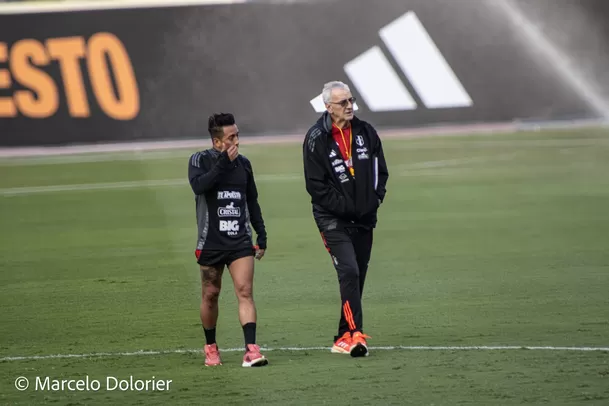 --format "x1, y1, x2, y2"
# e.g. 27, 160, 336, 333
331, 332, 352, 354
242, 344, 268, 367
204, 344, 222, 366
350, 332, 371, 357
